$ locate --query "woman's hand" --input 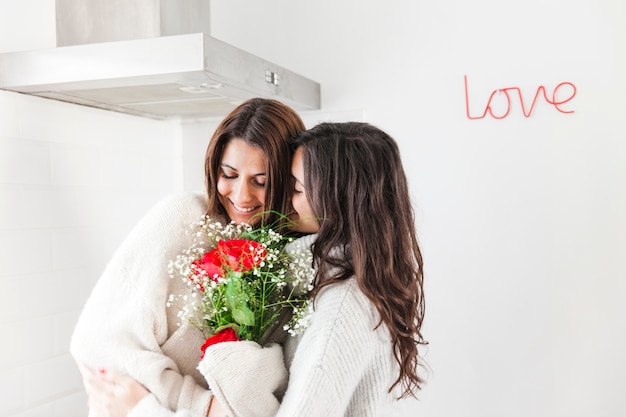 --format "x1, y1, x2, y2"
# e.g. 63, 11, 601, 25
198, 341, 287, 417
78, 363, 149, 417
